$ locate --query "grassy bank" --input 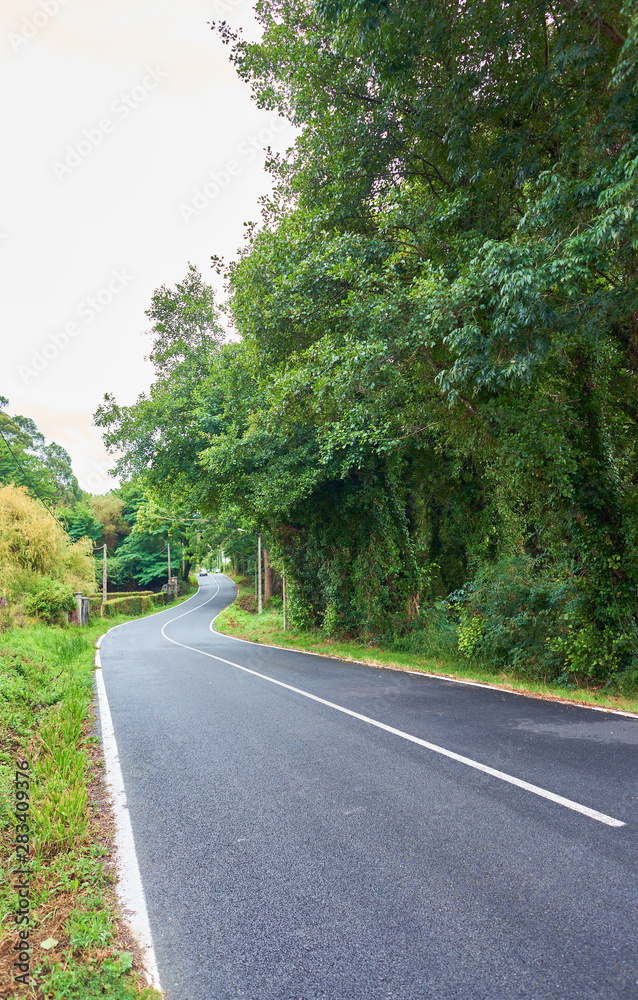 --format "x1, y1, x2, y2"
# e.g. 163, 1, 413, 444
215, 575, 638, 716
0, 589, 194, 999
